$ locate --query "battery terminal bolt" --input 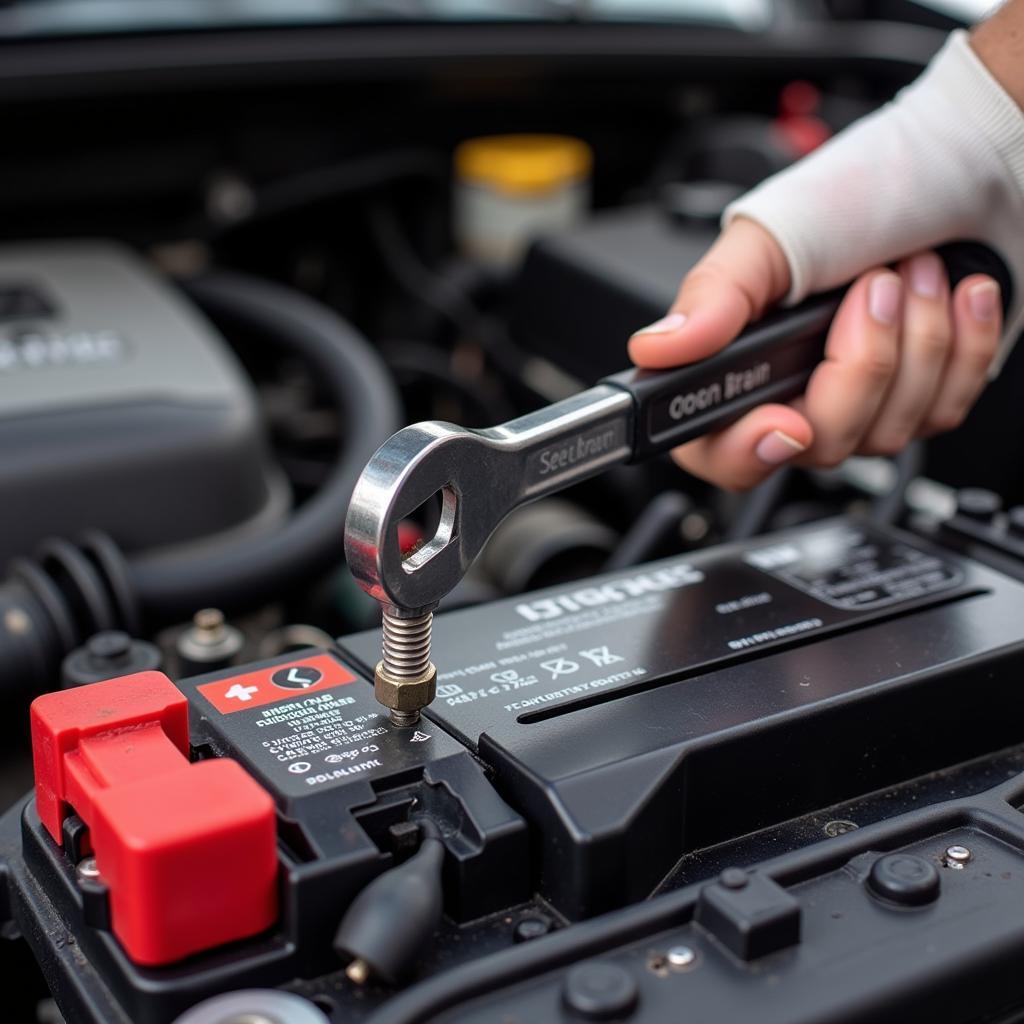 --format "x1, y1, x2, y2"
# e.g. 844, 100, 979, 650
375, 607, 437, 728
944, 845, 973, 869
176, 607, 245, 674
